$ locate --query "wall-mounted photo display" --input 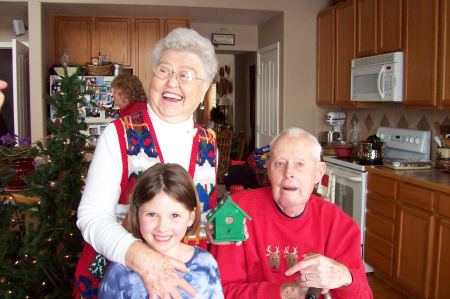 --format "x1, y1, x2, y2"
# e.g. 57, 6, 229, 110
49, 75, 116, 125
